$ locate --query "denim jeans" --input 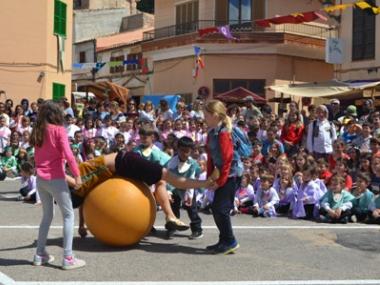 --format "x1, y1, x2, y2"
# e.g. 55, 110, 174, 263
171, 191, 202, 233
211, 177, 241, 245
